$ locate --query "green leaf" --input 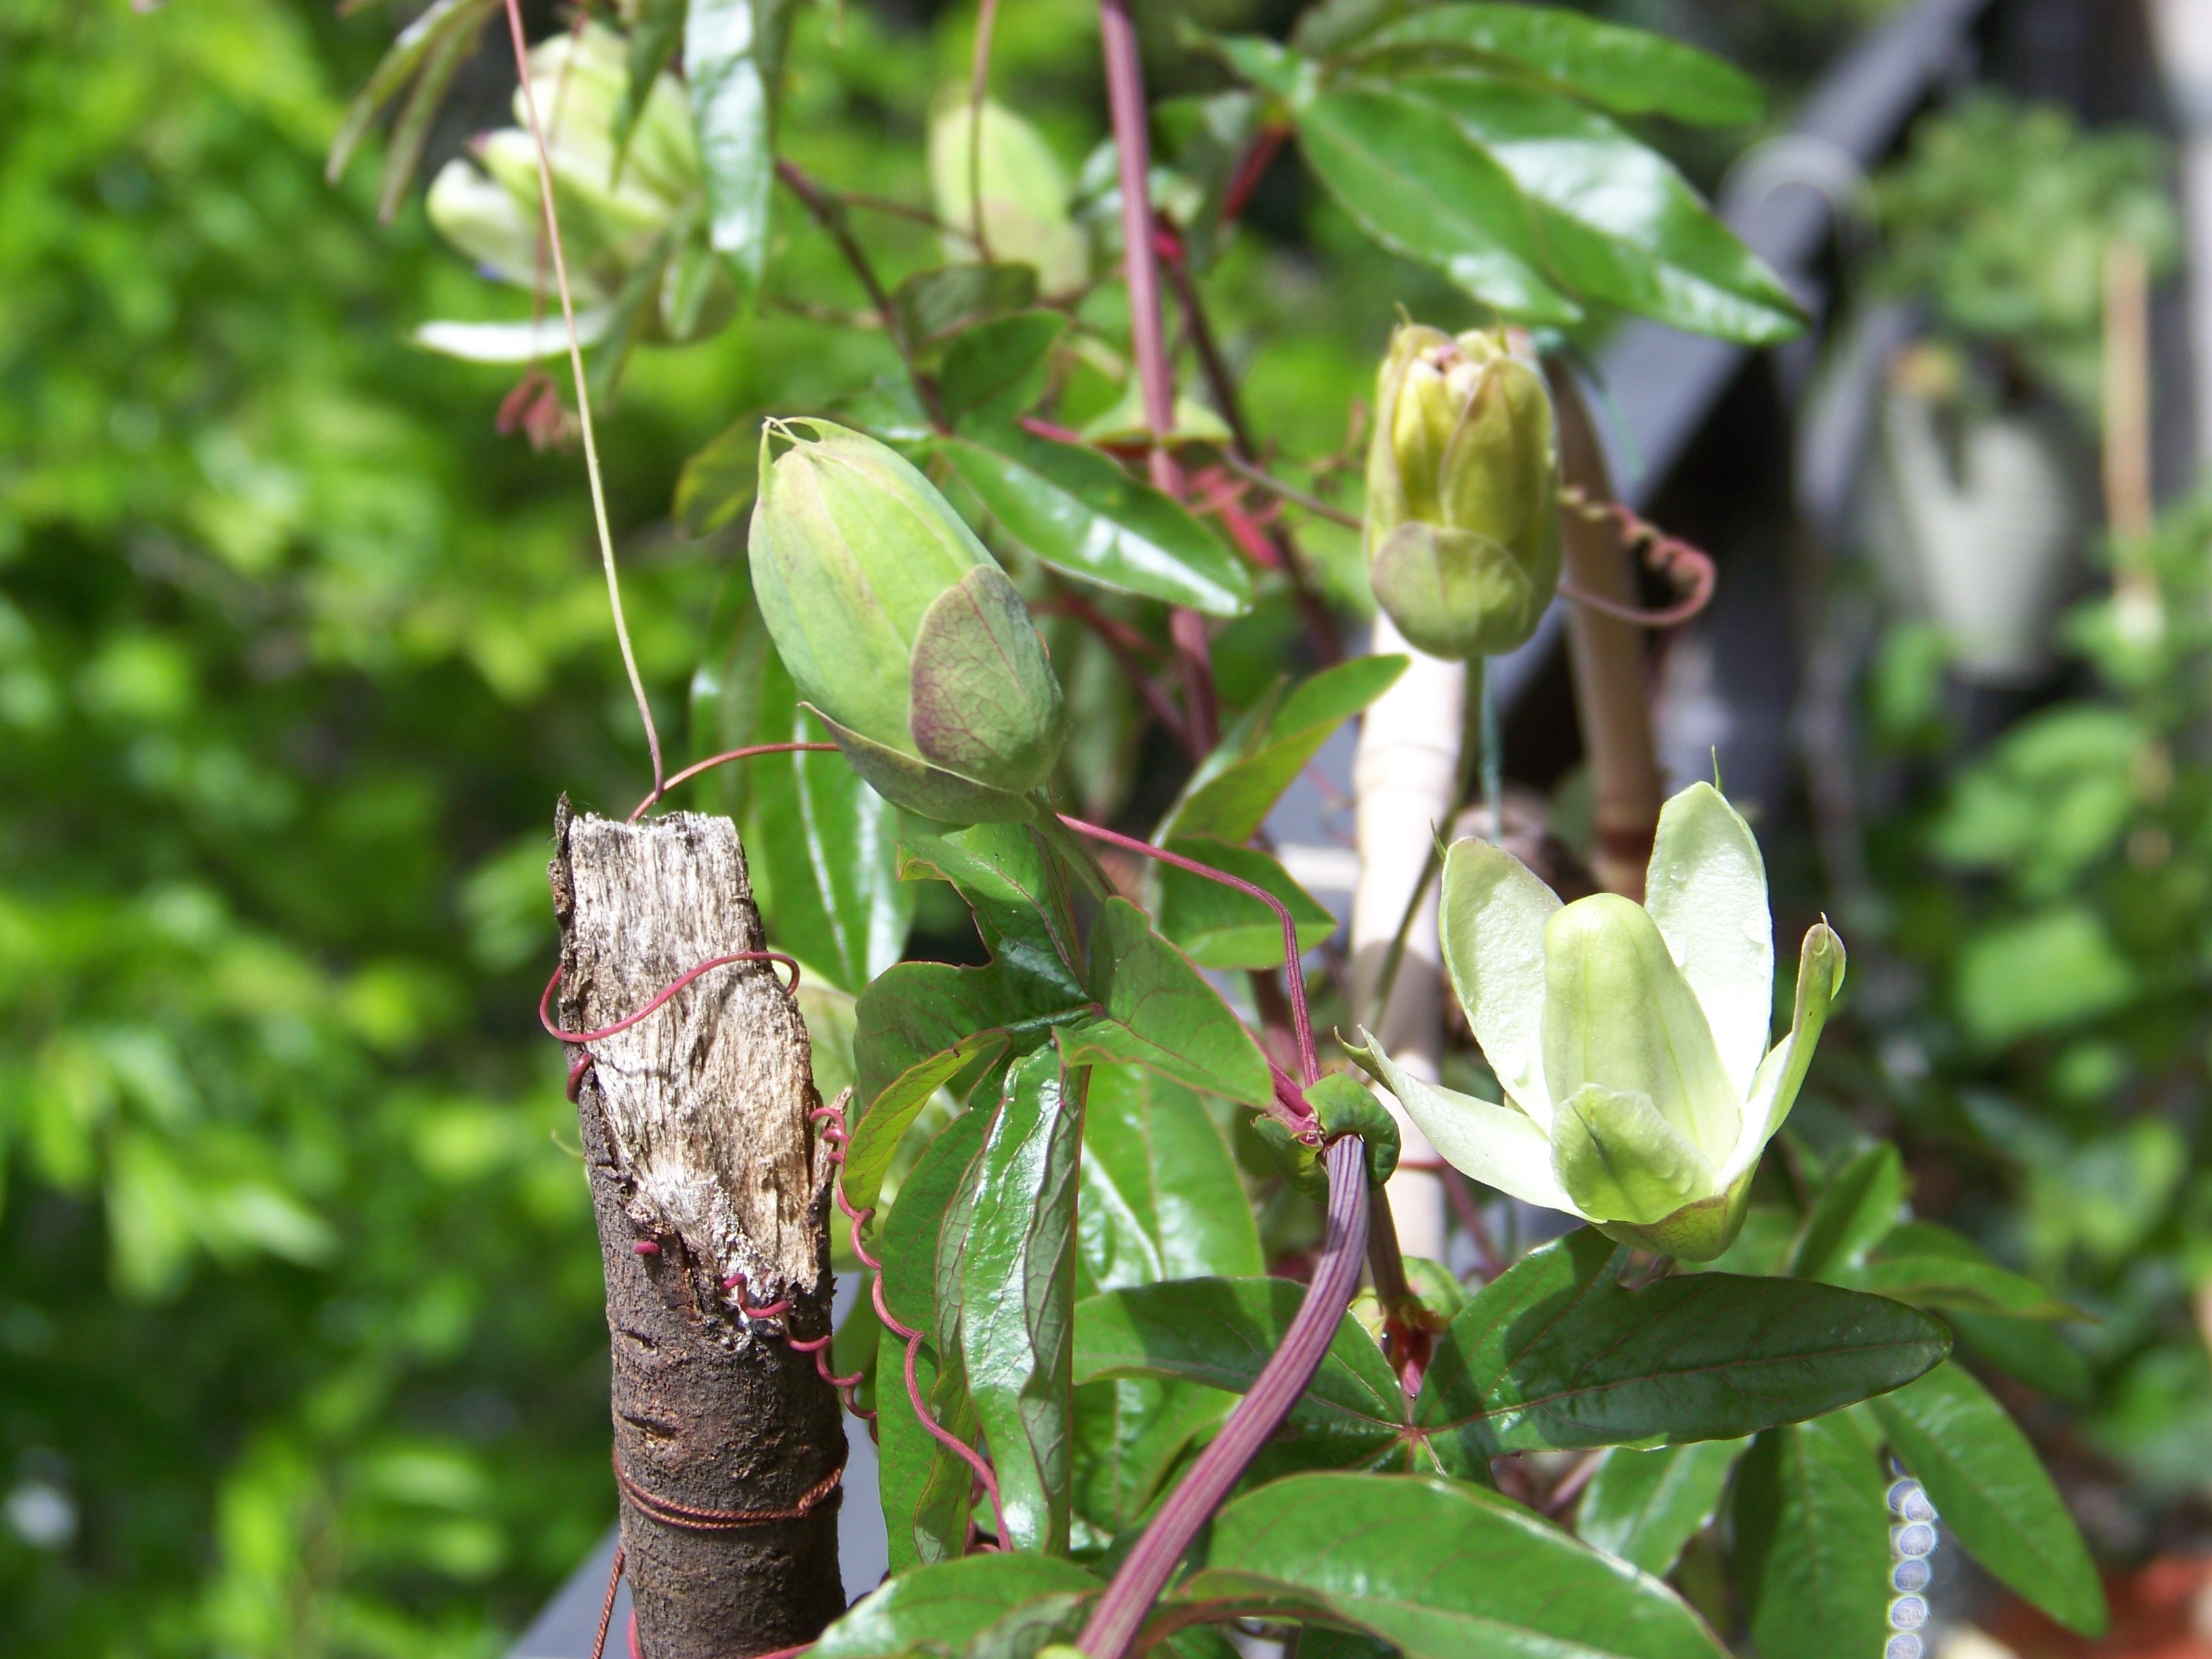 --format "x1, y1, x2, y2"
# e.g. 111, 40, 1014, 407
687, 0, 796, 289
1072, 1376, 1235, 1539
818, 1553, 1102, 1659
1843, 1223, 2077, 1319
1156, 656, 1408, 846
1153, 837, 1336, 971
1059, 899, 1275, 1109
326, 0, 496, 186
1295, 87, 1579, 324
1414, 1229, 1950, 1470
616, 0, 689, 159
1400, 75, 1799, 344
939, 312, 1068, 428
1734, 1416, 1889, 1659
1870, 1361, 2107, 1635
1946, 1309, 2092, 1404
1788, 1143, 1905, 1281
899, 822, 1090, 1005
942, 1050, 1085, 1553
1073, 1276, 1406, 1467
895, 264, 1040, 352
1576, 1440, 1747, 1576
1176, 1473, 1727, 1659
675, 412, 764, 538
1076, 1061, 1262, 1297
376, 10, 480, 225
941, 427, 1253, 617
880, 1102, 993, 1334
875, 1326, 985, 1572
1350, 5, 1763, 127
749, 647, 915, 994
